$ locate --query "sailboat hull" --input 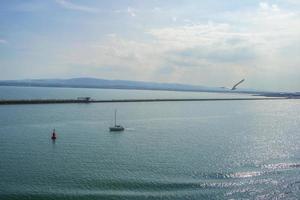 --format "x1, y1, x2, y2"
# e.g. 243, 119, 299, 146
109, 126, 124, 131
